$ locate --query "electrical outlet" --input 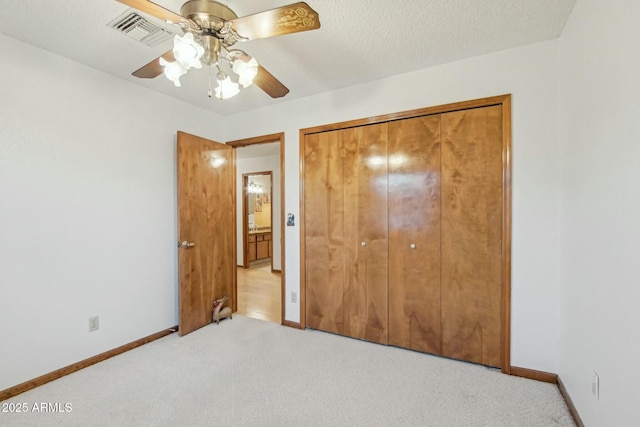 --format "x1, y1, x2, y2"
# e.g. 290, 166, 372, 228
291, 291, 297, 303
592, 371, 599, 400
89, 316, 100, 332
